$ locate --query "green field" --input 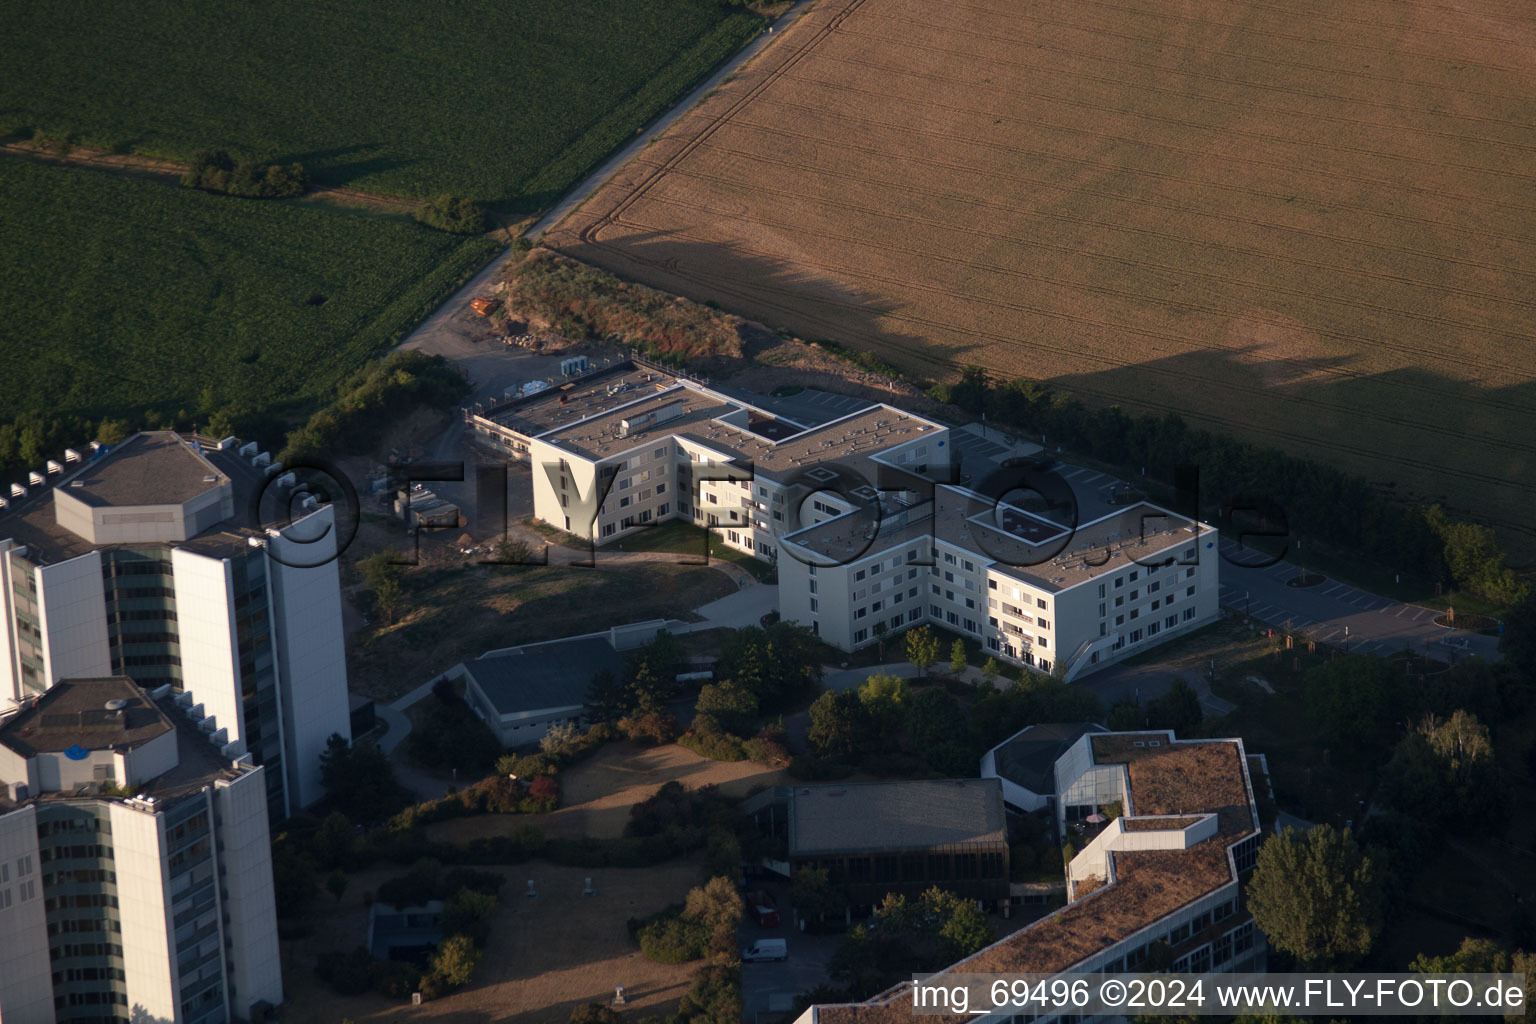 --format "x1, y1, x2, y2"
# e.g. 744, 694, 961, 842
0, 158, 499, 435
1, 0, 764, 208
